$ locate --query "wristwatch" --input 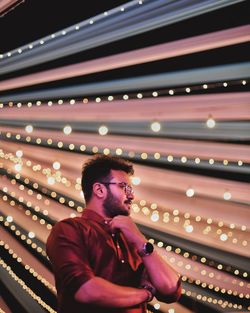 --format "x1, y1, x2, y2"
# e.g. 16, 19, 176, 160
138, 242, 154, 257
